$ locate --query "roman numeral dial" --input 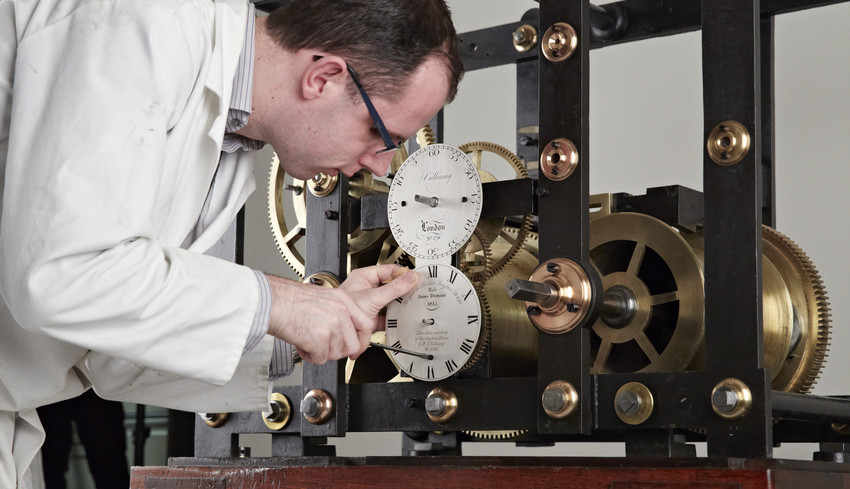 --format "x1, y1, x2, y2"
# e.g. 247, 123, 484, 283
385, 264, 483, 381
